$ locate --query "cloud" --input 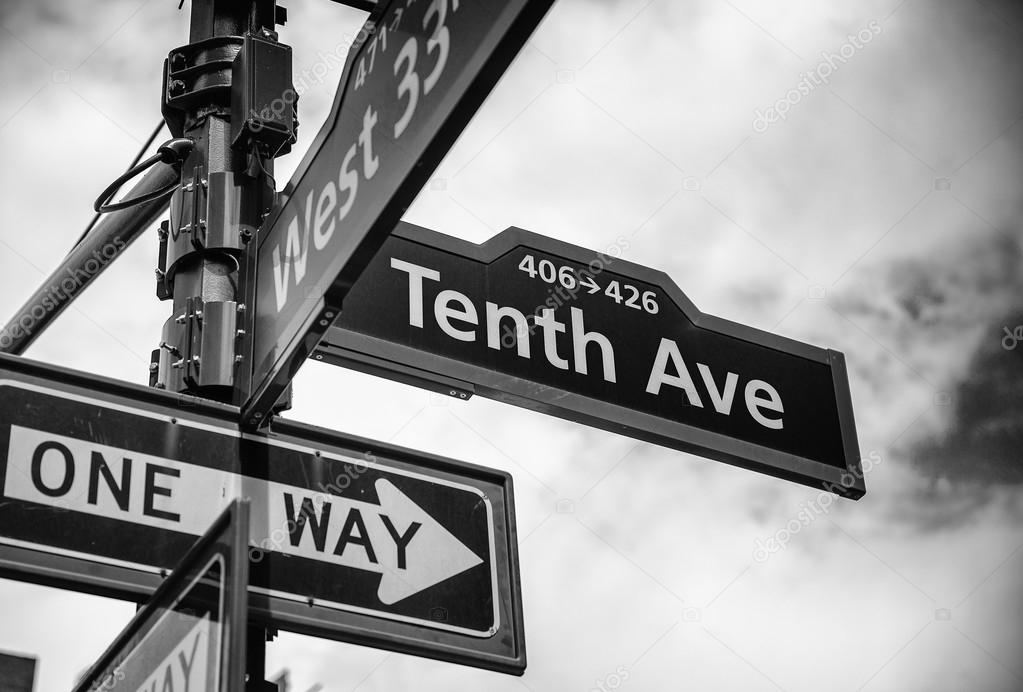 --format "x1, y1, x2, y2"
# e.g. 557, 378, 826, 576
913, 308, 1023, 486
